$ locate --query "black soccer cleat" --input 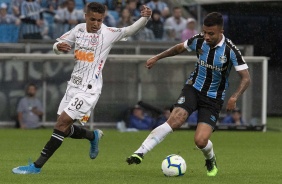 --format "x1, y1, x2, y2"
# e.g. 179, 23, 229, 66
126, 153, 144, 165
